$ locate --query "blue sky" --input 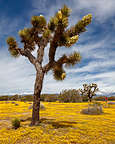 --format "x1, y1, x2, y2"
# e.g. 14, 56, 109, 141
0, 0, 115, 95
